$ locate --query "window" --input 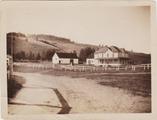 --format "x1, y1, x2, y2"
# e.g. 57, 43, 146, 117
107, 53, 109, 58
100, 59, 104, 64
